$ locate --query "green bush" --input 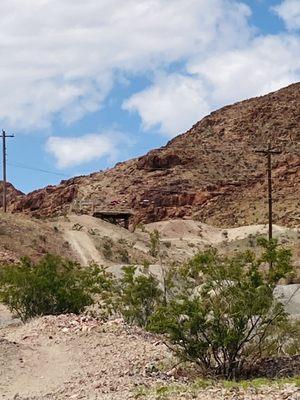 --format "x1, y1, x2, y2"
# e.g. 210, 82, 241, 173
114, 265, 163, 327
148, 239, 297, 379
0, 254, 105, 321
